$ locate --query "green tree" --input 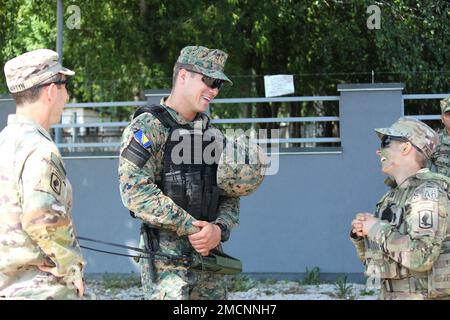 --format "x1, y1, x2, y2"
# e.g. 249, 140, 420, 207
0, 0, 448, 128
